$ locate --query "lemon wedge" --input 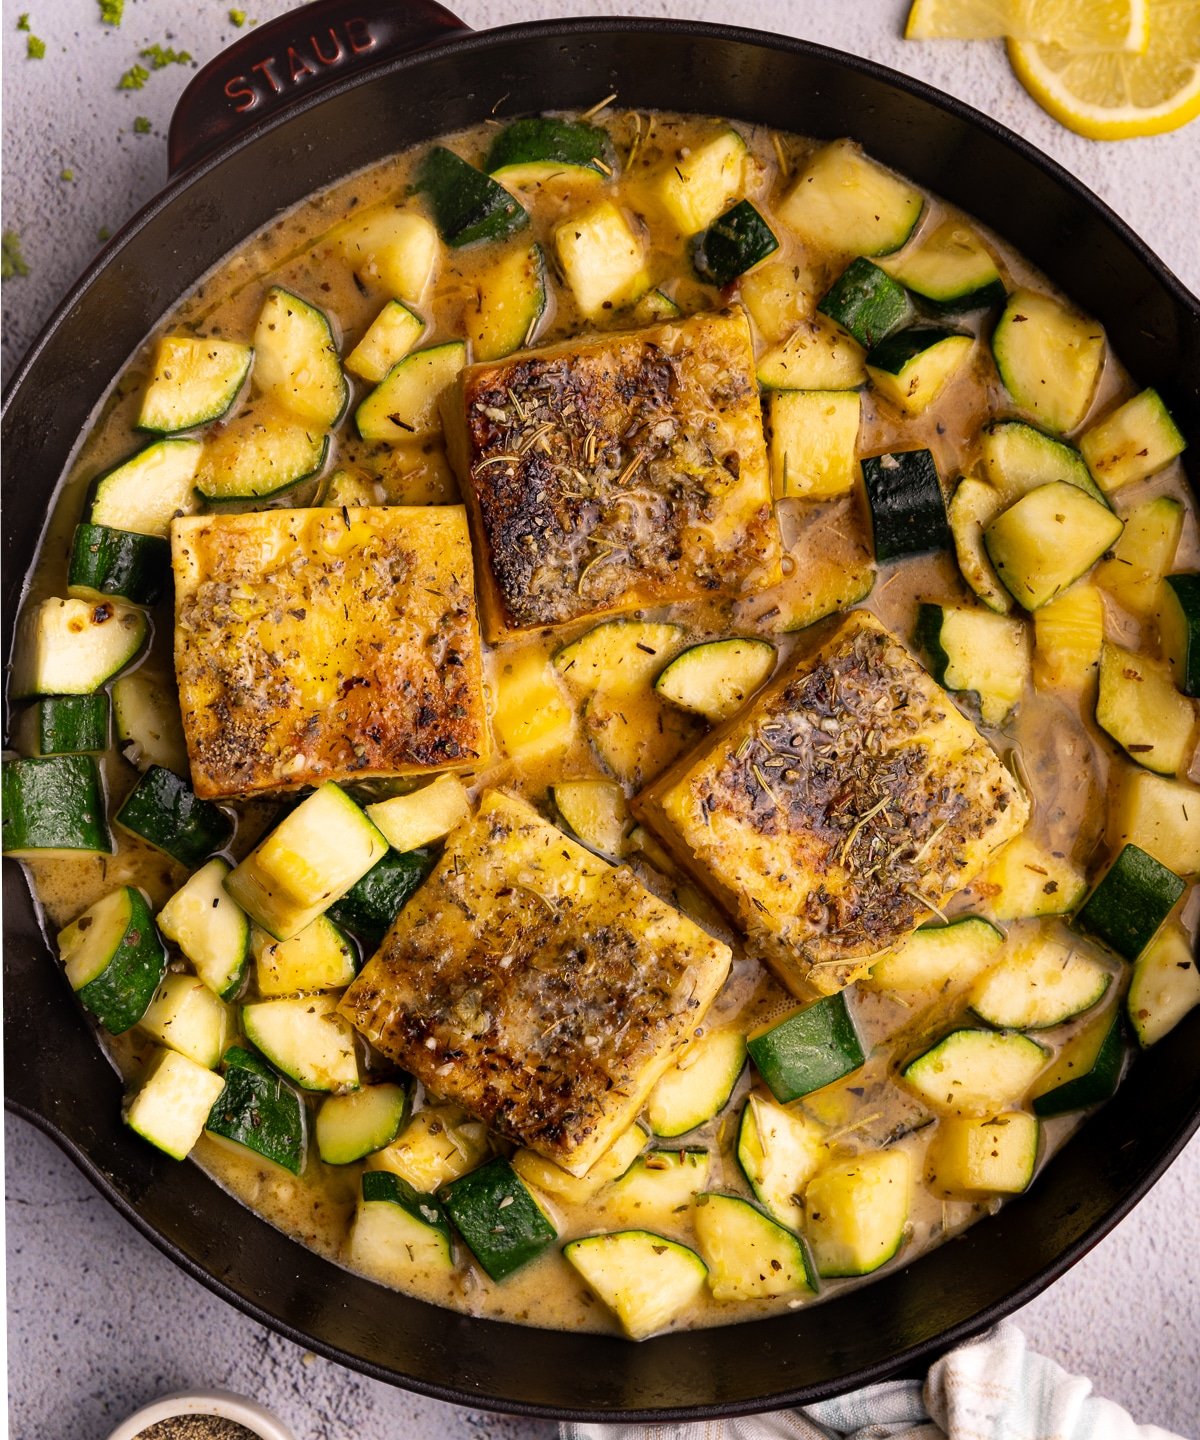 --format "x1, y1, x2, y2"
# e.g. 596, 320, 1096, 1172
1008, 0, 1200, 137
905, 0, 1149, 52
